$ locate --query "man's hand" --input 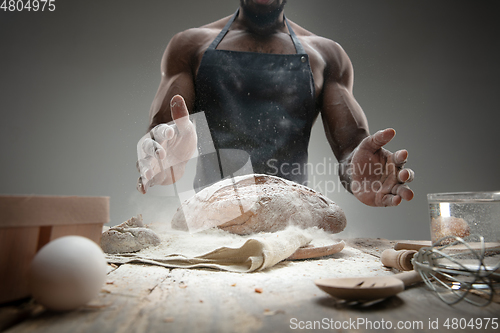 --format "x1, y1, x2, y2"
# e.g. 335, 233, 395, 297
136, 95, 197, 194
347, 128, 415, 207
